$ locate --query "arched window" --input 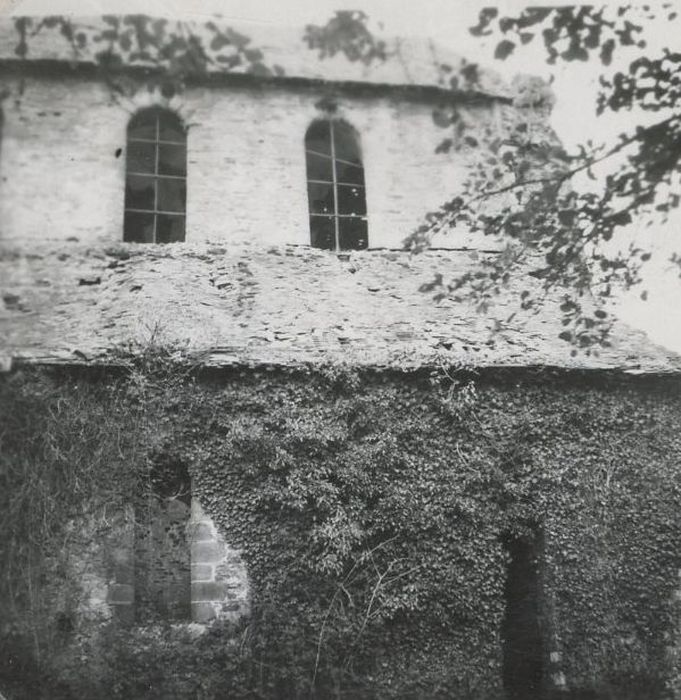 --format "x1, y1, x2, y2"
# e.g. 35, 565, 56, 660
124, 108, 187, 243
305, 120, 368, 251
